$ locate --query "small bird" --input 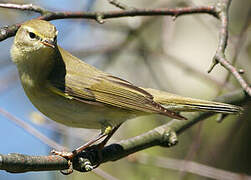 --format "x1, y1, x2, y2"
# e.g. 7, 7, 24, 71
10, 19, 242, 170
